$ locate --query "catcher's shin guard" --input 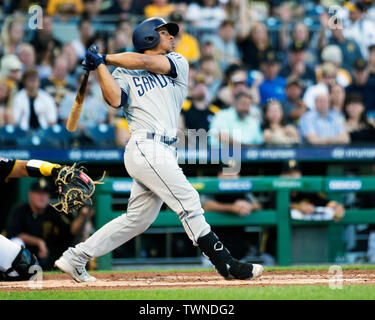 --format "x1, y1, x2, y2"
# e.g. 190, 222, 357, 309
1, 247, 39, 281
198, 231, 259, 280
